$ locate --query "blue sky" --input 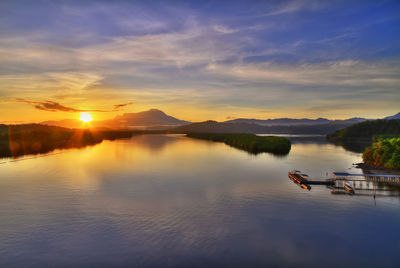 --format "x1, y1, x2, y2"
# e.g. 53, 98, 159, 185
0, 0, 399, 122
